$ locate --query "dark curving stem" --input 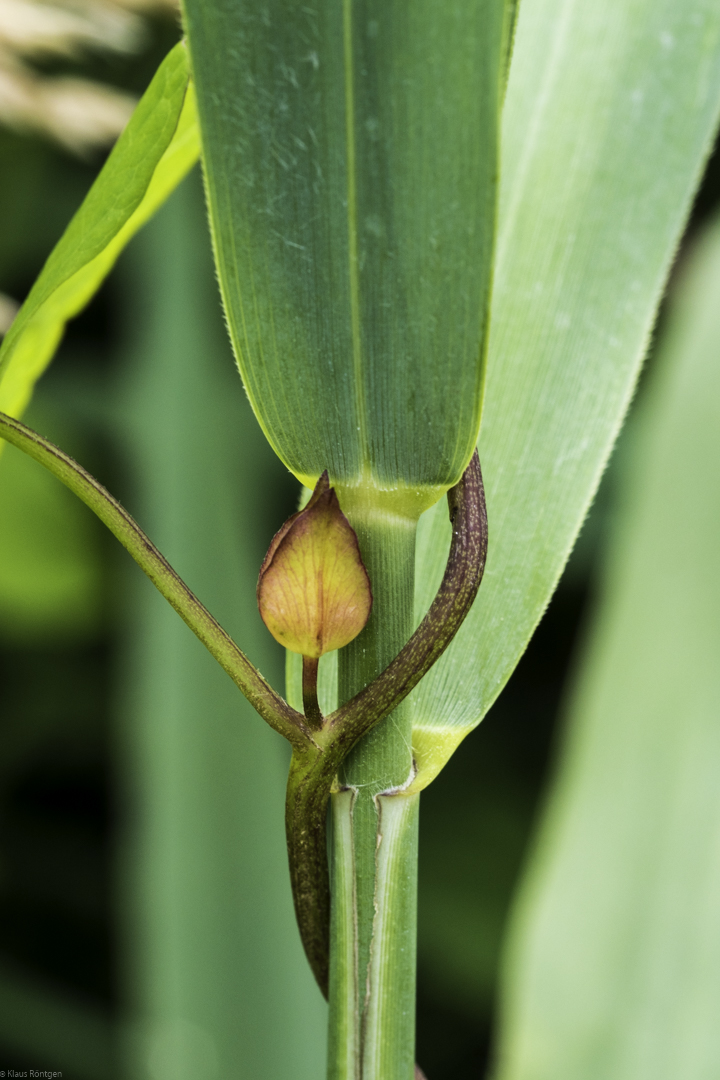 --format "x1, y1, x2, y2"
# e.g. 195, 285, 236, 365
328, 449, 487, 739
285, 450, 488, 995
284, 744, 343, 997
0, 410, 313, 749
0, 407, 487, 1007
301, 654, 324, 729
